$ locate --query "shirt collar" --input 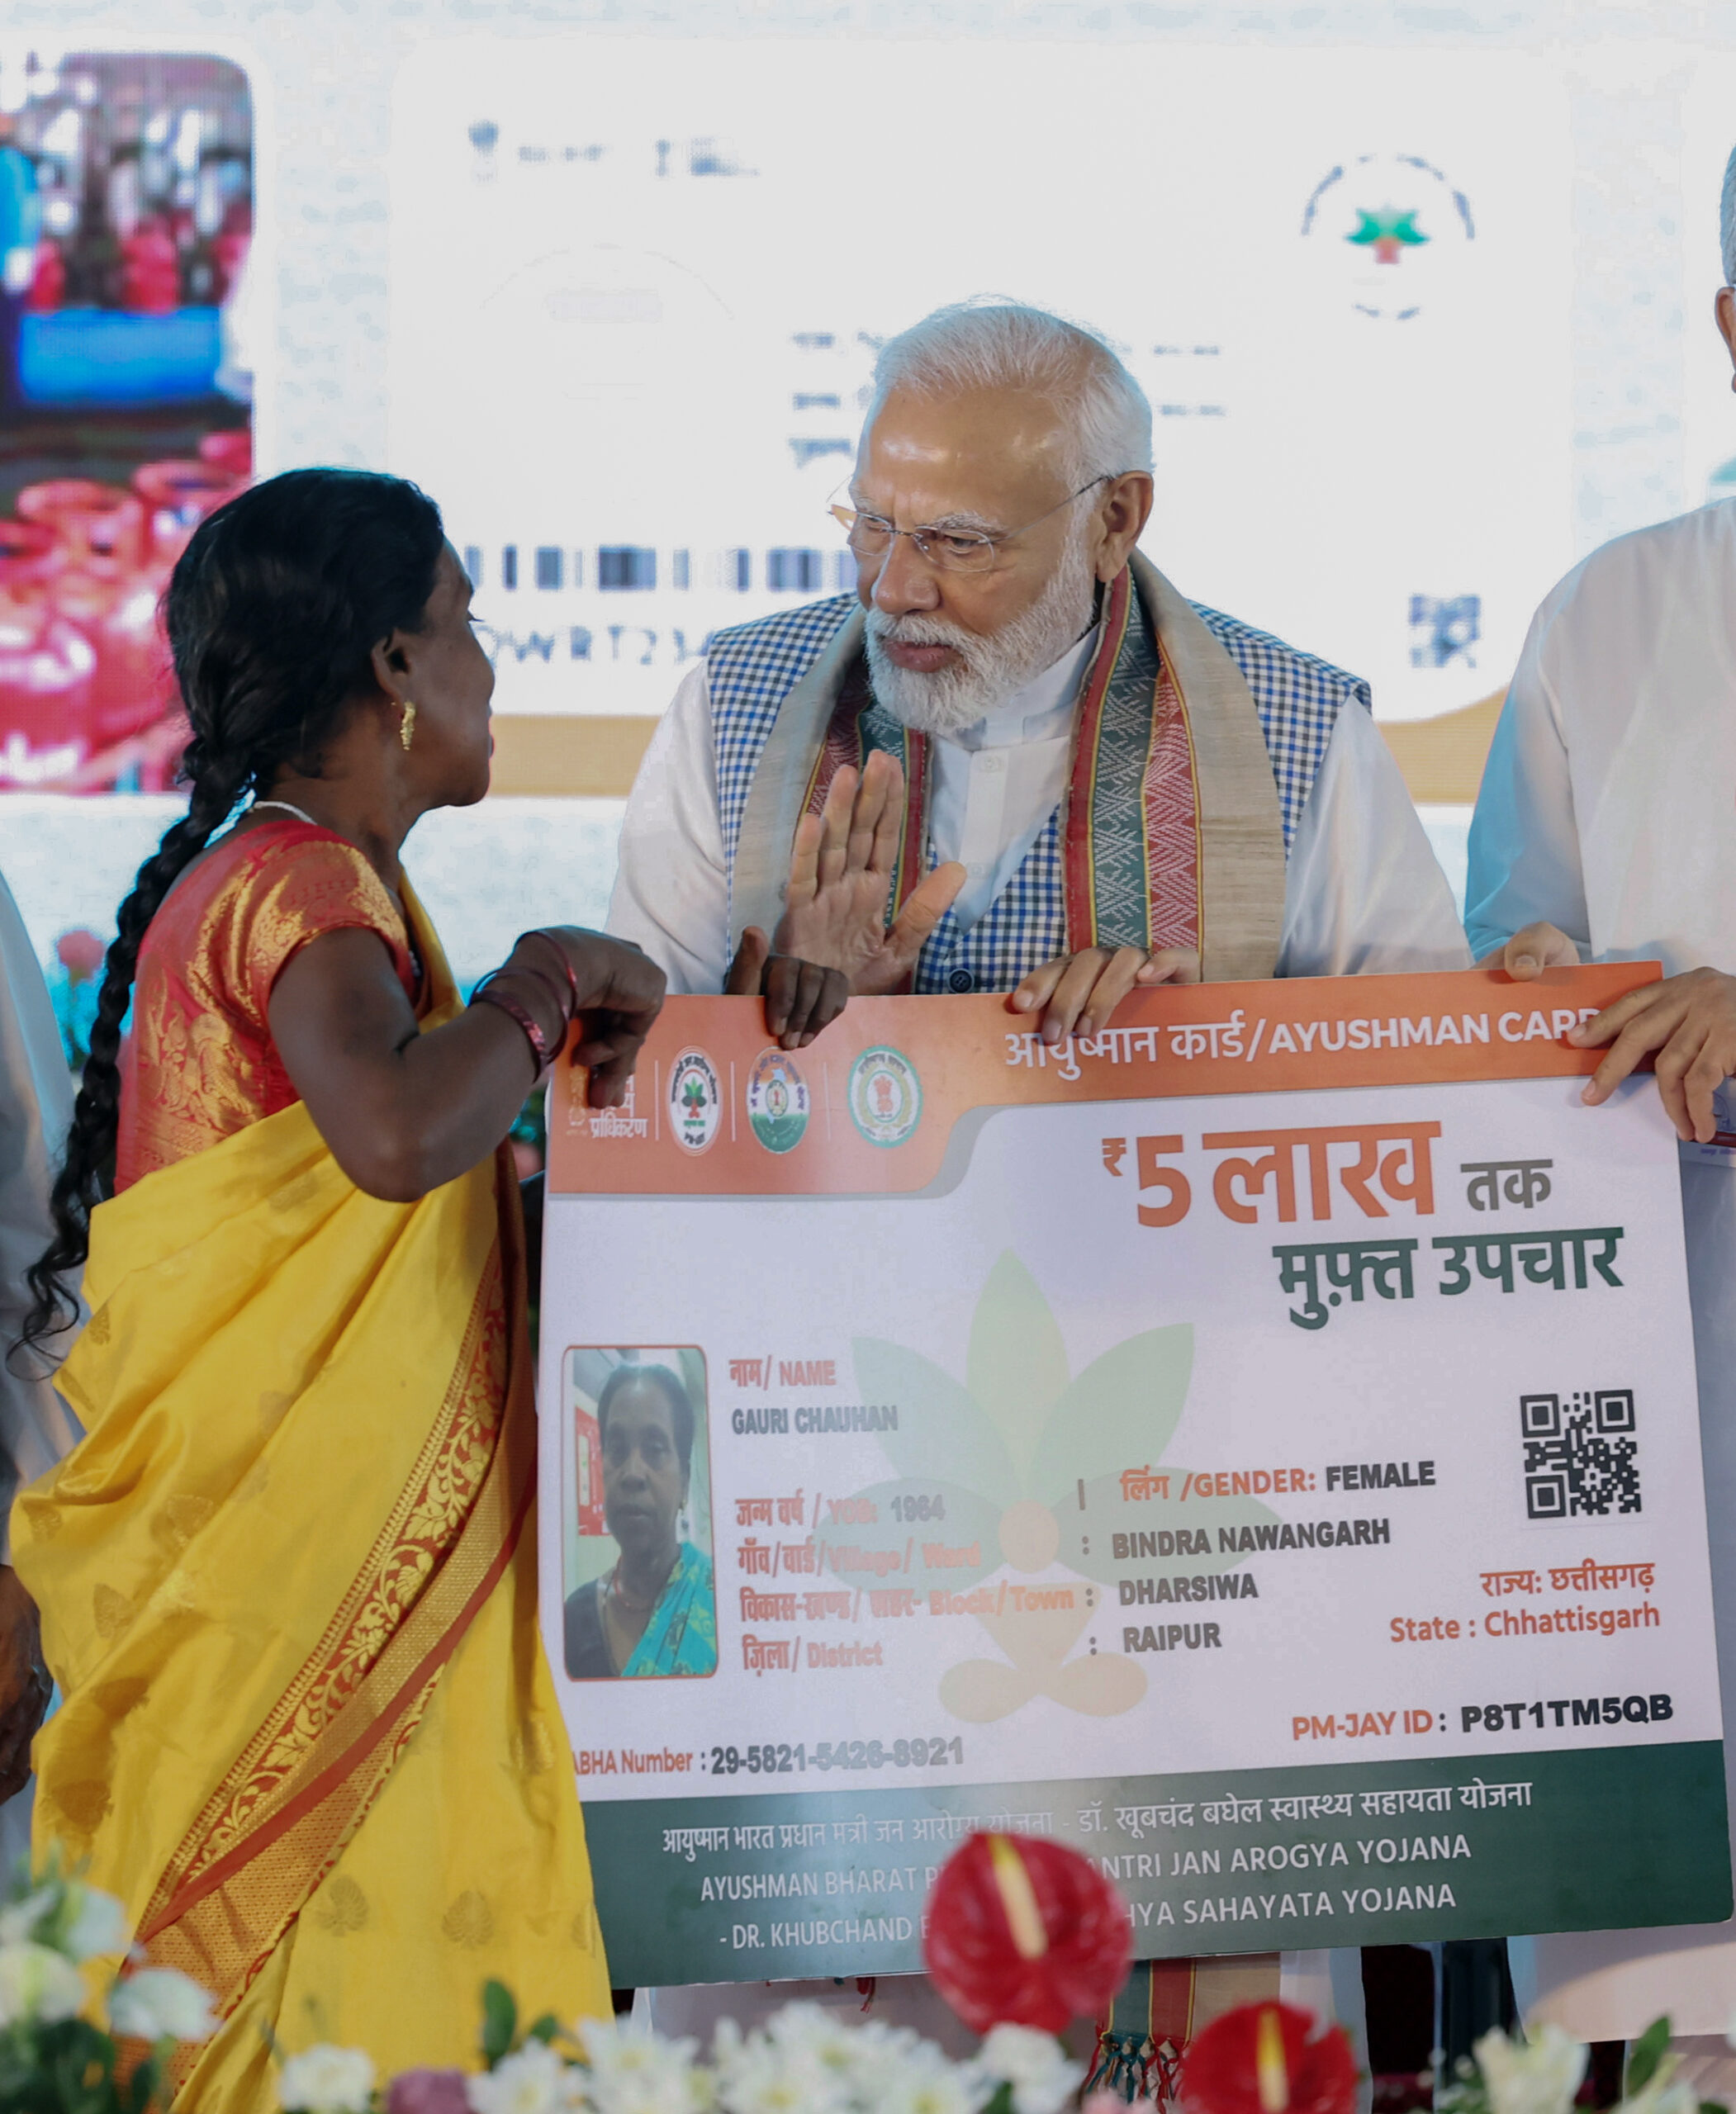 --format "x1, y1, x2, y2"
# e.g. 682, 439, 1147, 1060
942, 623, 1102, 752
